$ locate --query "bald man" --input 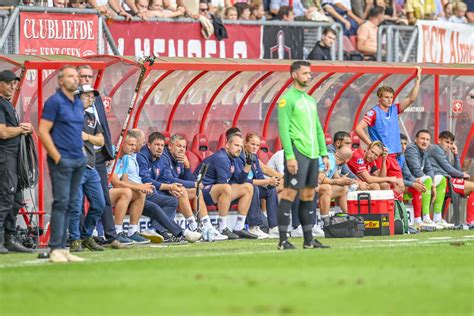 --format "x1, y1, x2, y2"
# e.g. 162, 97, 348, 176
317, 147, 354, 223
